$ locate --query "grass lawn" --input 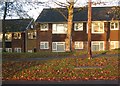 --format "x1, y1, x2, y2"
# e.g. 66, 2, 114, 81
2, 49, 120, 59
2, 56, 119, 81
